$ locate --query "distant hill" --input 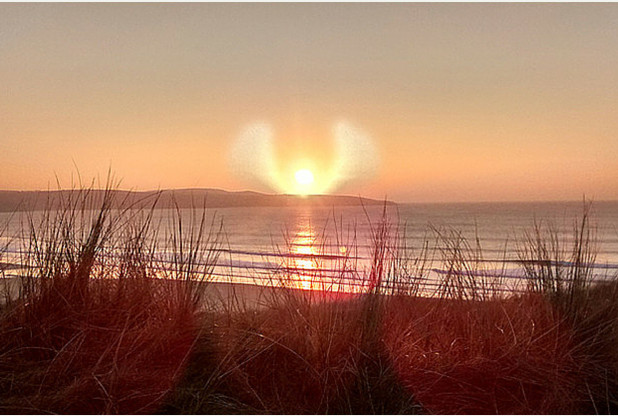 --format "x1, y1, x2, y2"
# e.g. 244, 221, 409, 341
0, 189, 395, 212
